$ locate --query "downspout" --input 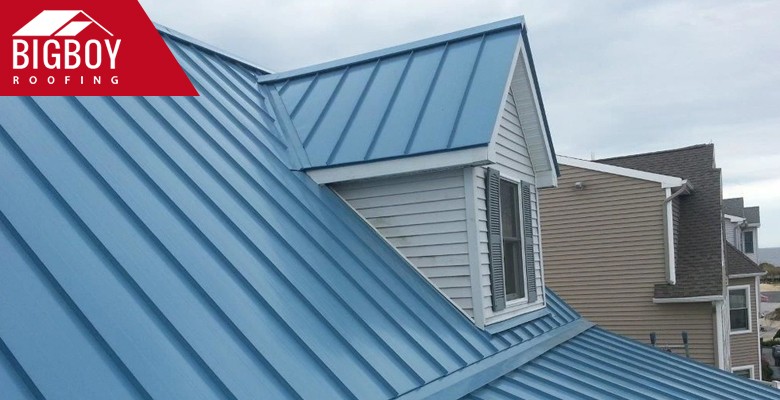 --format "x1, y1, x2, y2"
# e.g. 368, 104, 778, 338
663, 180, 692, 284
